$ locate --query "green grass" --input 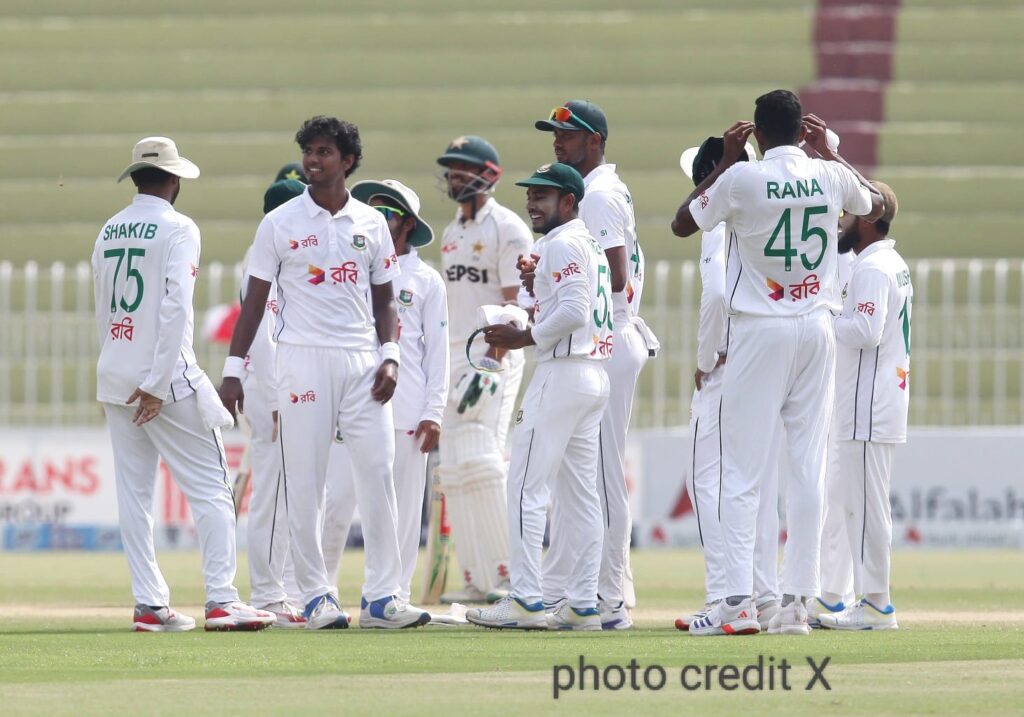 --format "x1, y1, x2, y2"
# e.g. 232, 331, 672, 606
0, 549, 1022, 716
